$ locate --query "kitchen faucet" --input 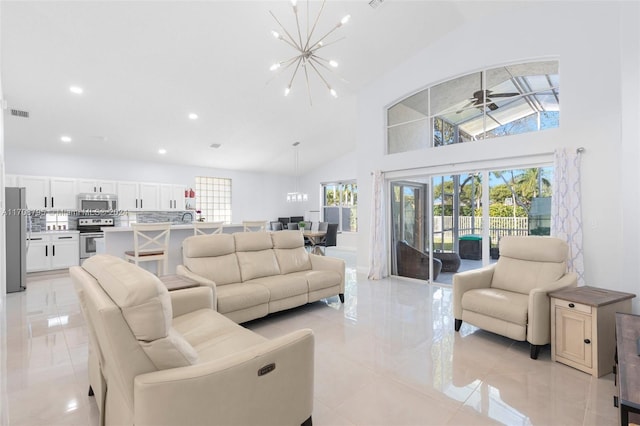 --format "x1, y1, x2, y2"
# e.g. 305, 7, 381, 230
181, 212, 194, 223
